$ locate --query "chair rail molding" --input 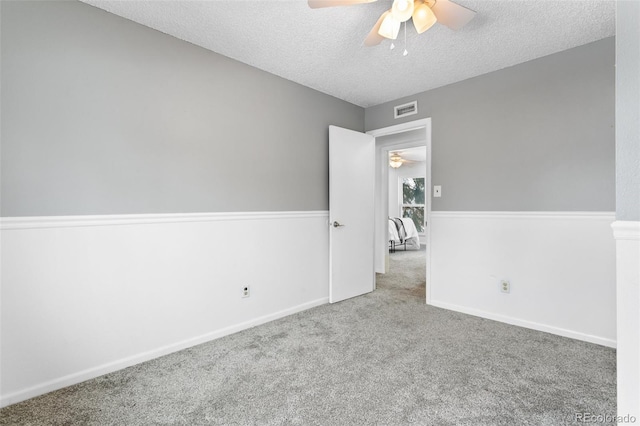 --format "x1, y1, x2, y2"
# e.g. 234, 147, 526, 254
0, 211, 329, 230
